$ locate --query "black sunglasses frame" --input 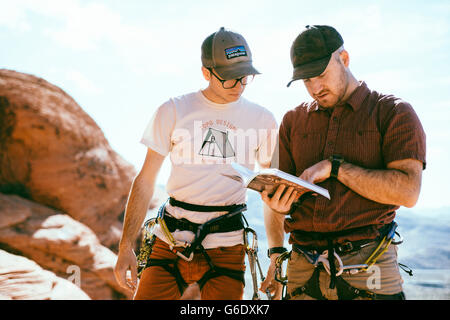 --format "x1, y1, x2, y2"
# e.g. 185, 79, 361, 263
207, 68, 254, 89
